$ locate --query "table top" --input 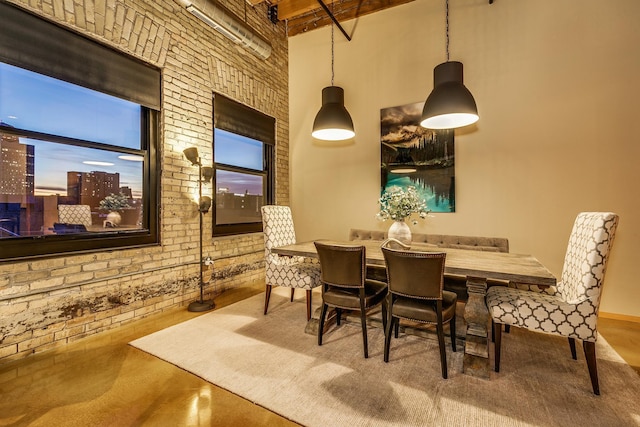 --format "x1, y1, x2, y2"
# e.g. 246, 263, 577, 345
272, 239, 557, 287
